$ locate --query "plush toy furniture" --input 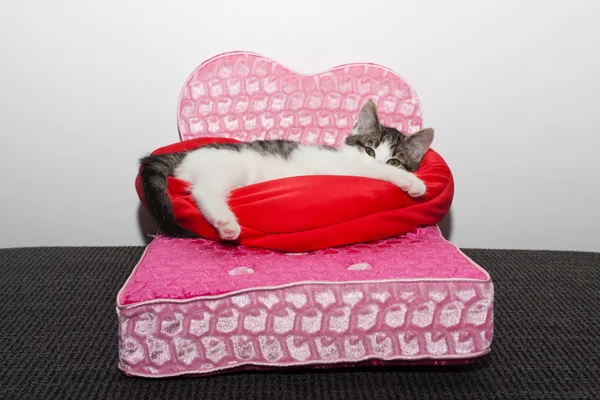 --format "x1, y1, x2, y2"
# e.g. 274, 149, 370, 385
117, 52, 494, 377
